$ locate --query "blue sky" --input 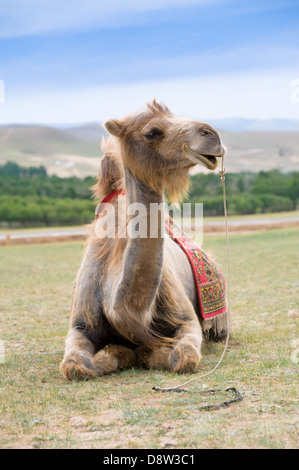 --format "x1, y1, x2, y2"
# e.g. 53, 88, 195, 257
0, 0, 299, 124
